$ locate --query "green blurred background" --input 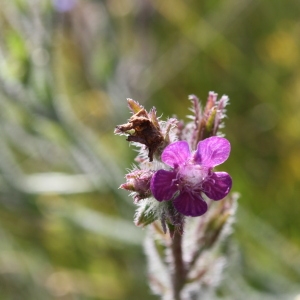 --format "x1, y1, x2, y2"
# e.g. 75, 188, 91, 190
0, 0, 300, 299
